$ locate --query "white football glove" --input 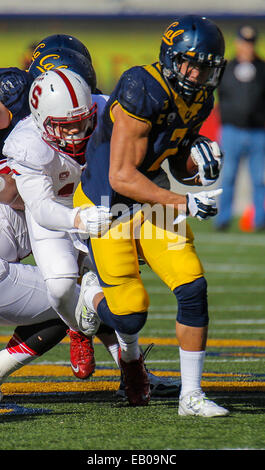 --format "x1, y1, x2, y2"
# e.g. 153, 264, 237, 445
186, 189, 223, 221
191, 136, 223, 186
77, 205, 112, 236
